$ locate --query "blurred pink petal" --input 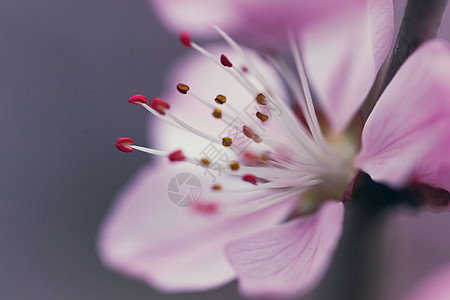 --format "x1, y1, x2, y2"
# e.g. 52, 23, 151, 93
404, 262, 450, 300
300, 0, 394, 133
355, 39, 450, 189
150, 0, 362, 47
150, 0, 238, 39
225, 201, 344, 298
98, 163, 294, 292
